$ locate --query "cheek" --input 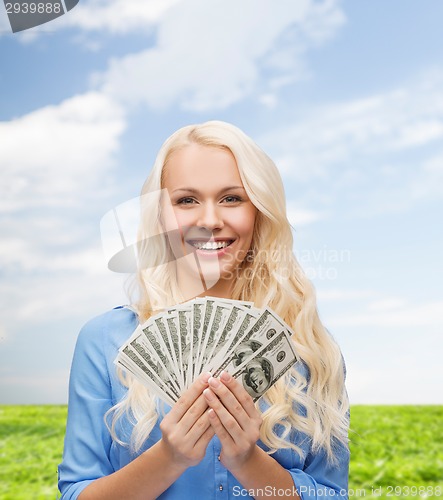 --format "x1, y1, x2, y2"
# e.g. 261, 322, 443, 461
161, 215, 177, 233
168, 210, 190, 233
234, 208, 256, 239
159, 201, 180, 233
170, 209, 193, 233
